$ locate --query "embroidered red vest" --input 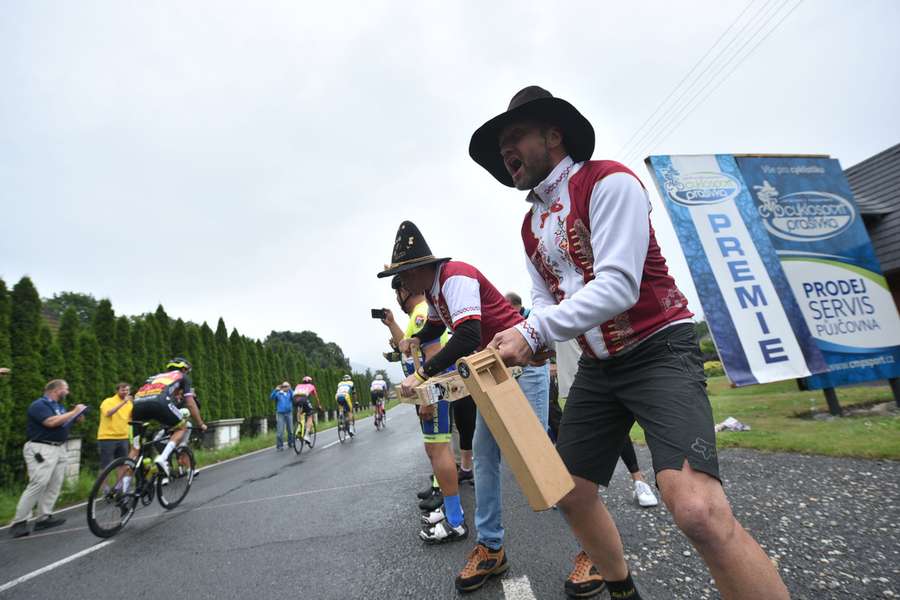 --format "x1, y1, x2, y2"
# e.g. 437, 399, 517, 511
521, 160, 693, 358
